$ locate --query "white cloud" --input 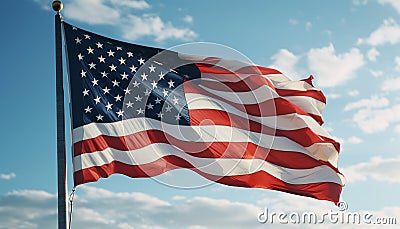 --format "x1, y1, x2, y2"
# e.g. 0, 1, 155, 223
357, 18, 400, 46
348, 89, 359, 97
33, 0, 51, 10
183, 15, 194, 24
111, 0, 151, 10
37, 0, 196, 42
270, 49, 302, 79
395, 56, 400, 71
172, 195, 187, 201
326, 93, 341, 99
370, 69, 384, 77
378, 0, 400, 13
342, 156, 400, 183
0, 172, 16, 180
0, 187, 263, 229
353, 0, 368, 5
305, 21, 312, 31
289, 19, 298, 25
381, 77, 400, 91
344, 95, 389, 111
0, 190, 57, 229
307, 43, 365, 87
2, 186, 400, 228
395, 124, 400, 133
64, 0, 121, 25
352, 104, 400, 133
346, 136, 363, 144
122, 14, 197, 42
367, 47, 380, 62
